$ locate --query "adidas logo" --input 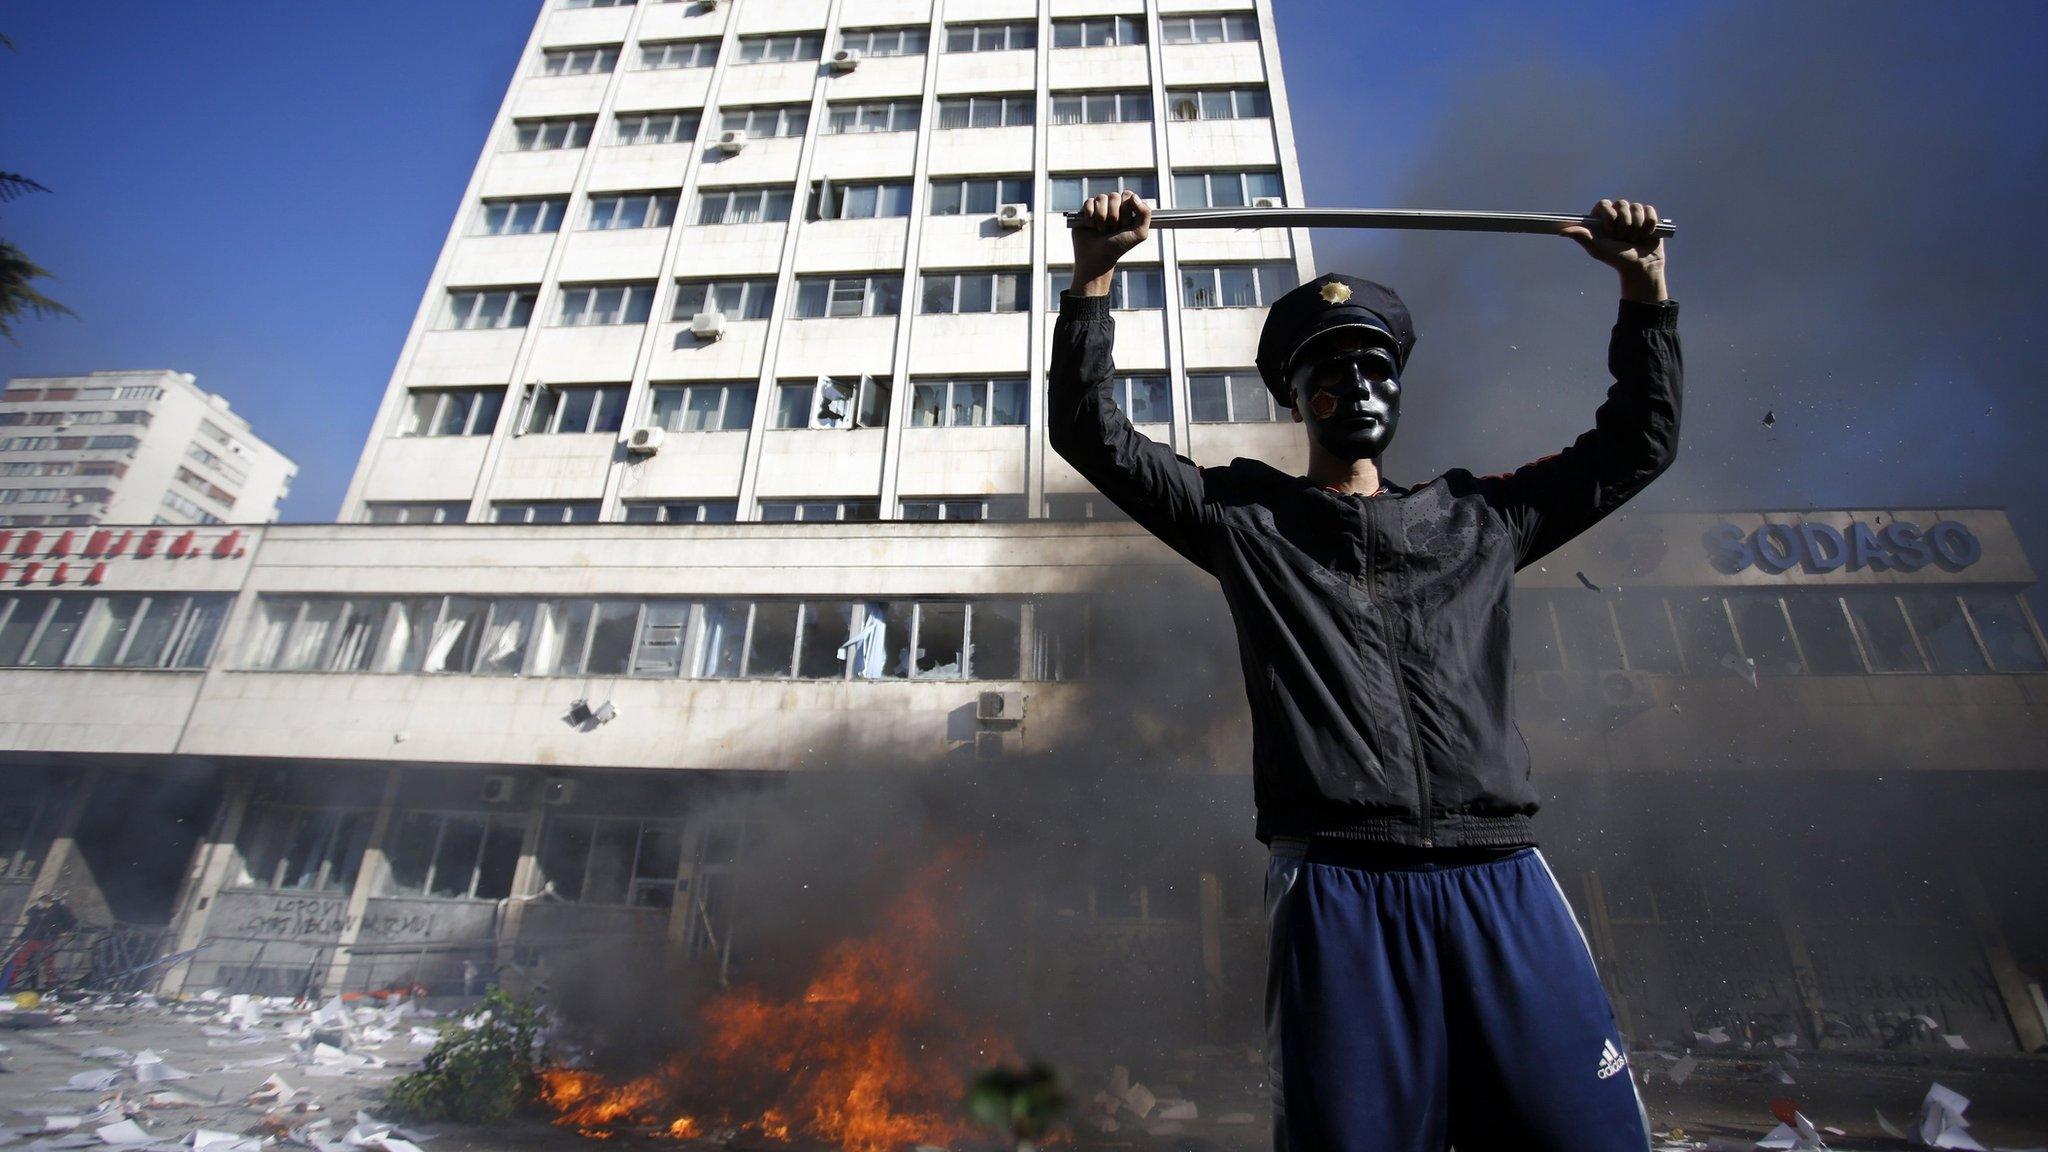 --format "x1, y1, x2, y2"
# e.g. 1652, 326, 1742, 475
1596, 1038, 1628, 1080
